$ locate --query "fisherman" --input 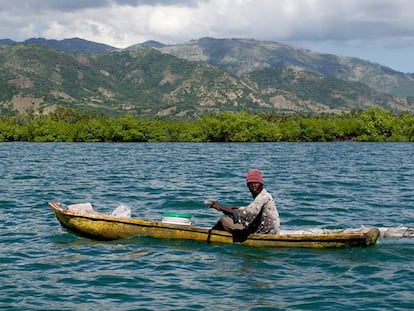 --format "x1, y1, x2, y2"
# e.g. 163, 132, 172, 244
207, 169, 280, 235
